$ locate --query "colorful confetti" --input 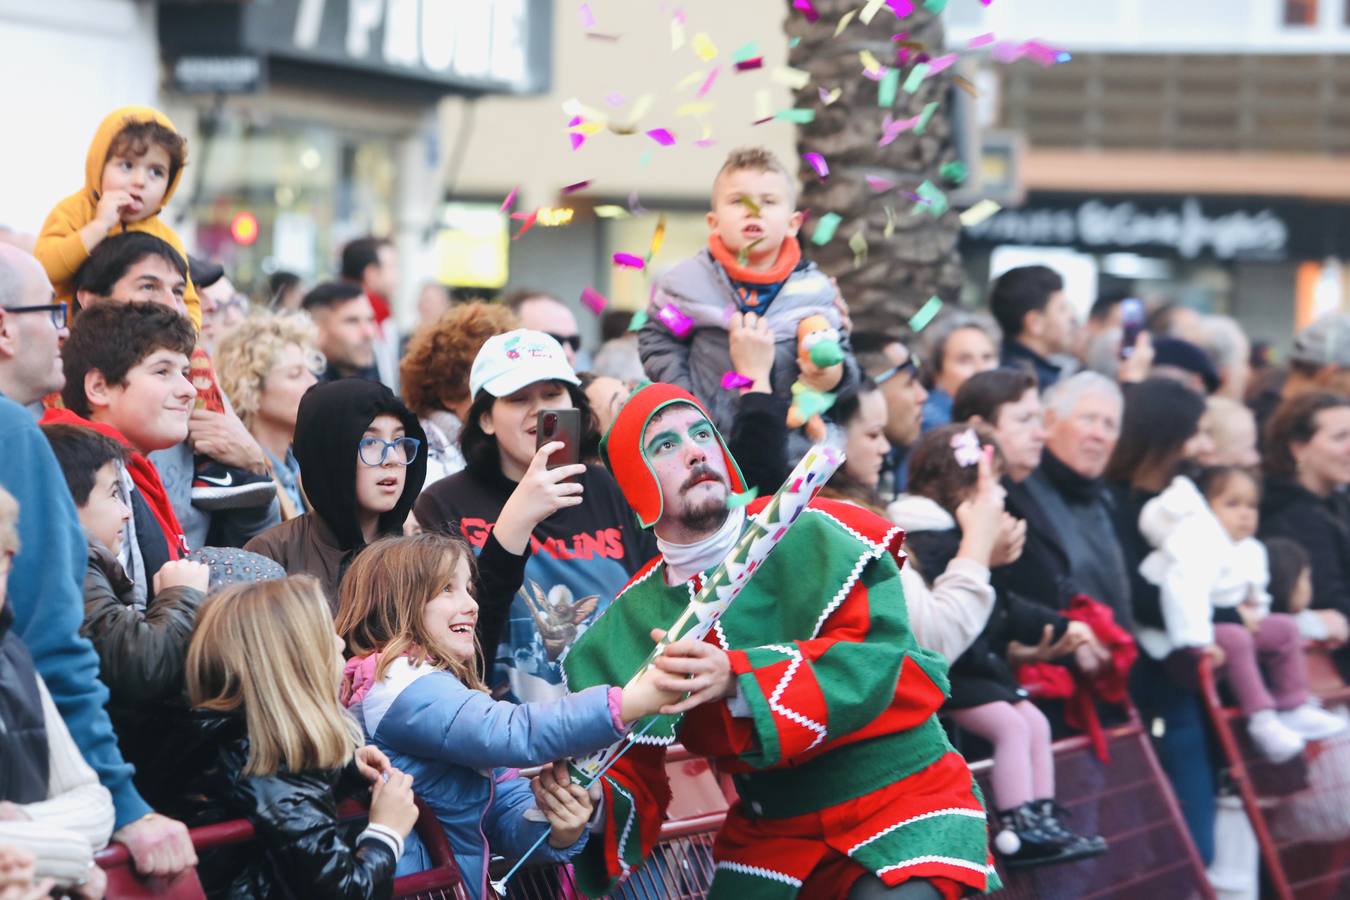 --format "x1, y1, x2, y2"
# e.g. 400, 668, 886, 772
879, 113, 920, 146
580, 286, 608, 315
578, 3, 596, 29
792, 0, 820, 22
849, 229, 869, 267
859, 50, 885, 77
613, 252, 645, 270
772, 67, 811, 89
860, 0, 888, 24
511, 209, 538, 240
927, 53, 959, 75
628, 190, 646, 216
884, 205, 897, 237
692, 32, 718, 61
561, 180, 592, 195
628, 309, 649, 332
819, 86, 843, 105
671, 18, 686, 50
594, 205, 630, 219
649, 215, 668, 260
941, 160, 969, 184
888, 0, 915, 14
733, 41, 760, 64
908, 295, 944, 332
878, 68, 901, 107
834, 9, 858, 36
960, 200, 1003, 227
922, 0, 948, 11
916, 180, 949, 216
913, 101, 940, 134
676, 101, 714, 117
499, 186, 518, 212
721, 371, 754, 390
902, 63, 931, 93
657, 304, 694, 338
968, 32, 996, 48
736, 238, 764, 267
646, 128, 677, 145
696, 67, 720, 98
775, 108, 816, 124
811, 212, 843, 245
754, 89, 773, 123
865, 174, 896, 192
604, 91, 626, 107
738, 196, 762, 217
803, 152, 829, 179
735, 57, 764, 71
